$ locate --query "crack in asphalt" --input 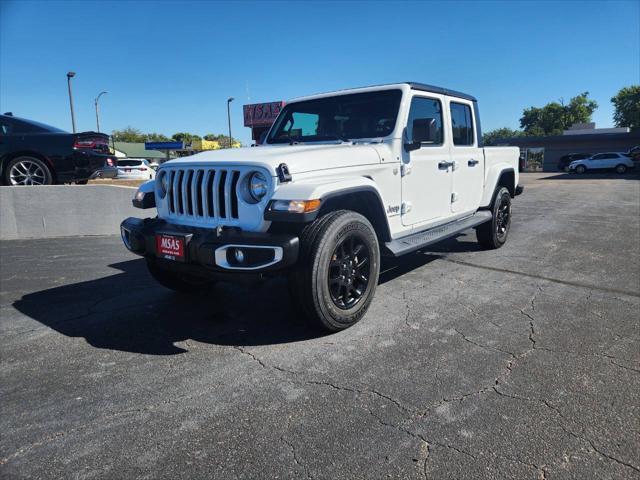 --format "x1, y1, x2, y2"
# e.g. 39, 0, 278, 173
280, 414, 313, 480
492, 386, 640, 473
